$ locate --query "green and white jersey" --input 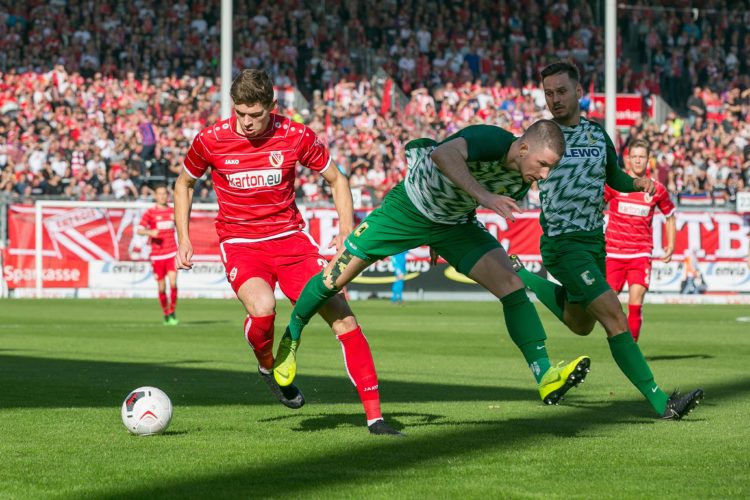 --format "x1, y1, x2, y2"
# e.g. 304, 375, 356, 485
404, 125, 529, 224
538, 118, 617, 237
